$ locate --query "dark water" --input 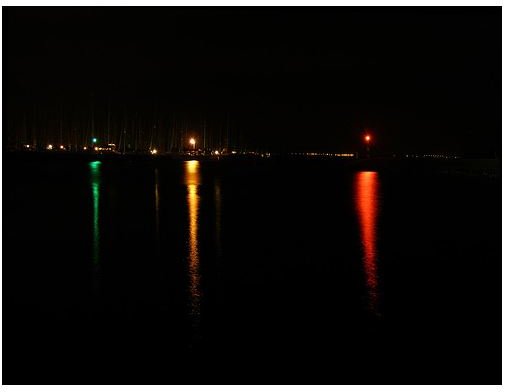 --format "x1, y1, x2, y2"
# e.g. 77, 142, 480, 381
4, 157, 501, 384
